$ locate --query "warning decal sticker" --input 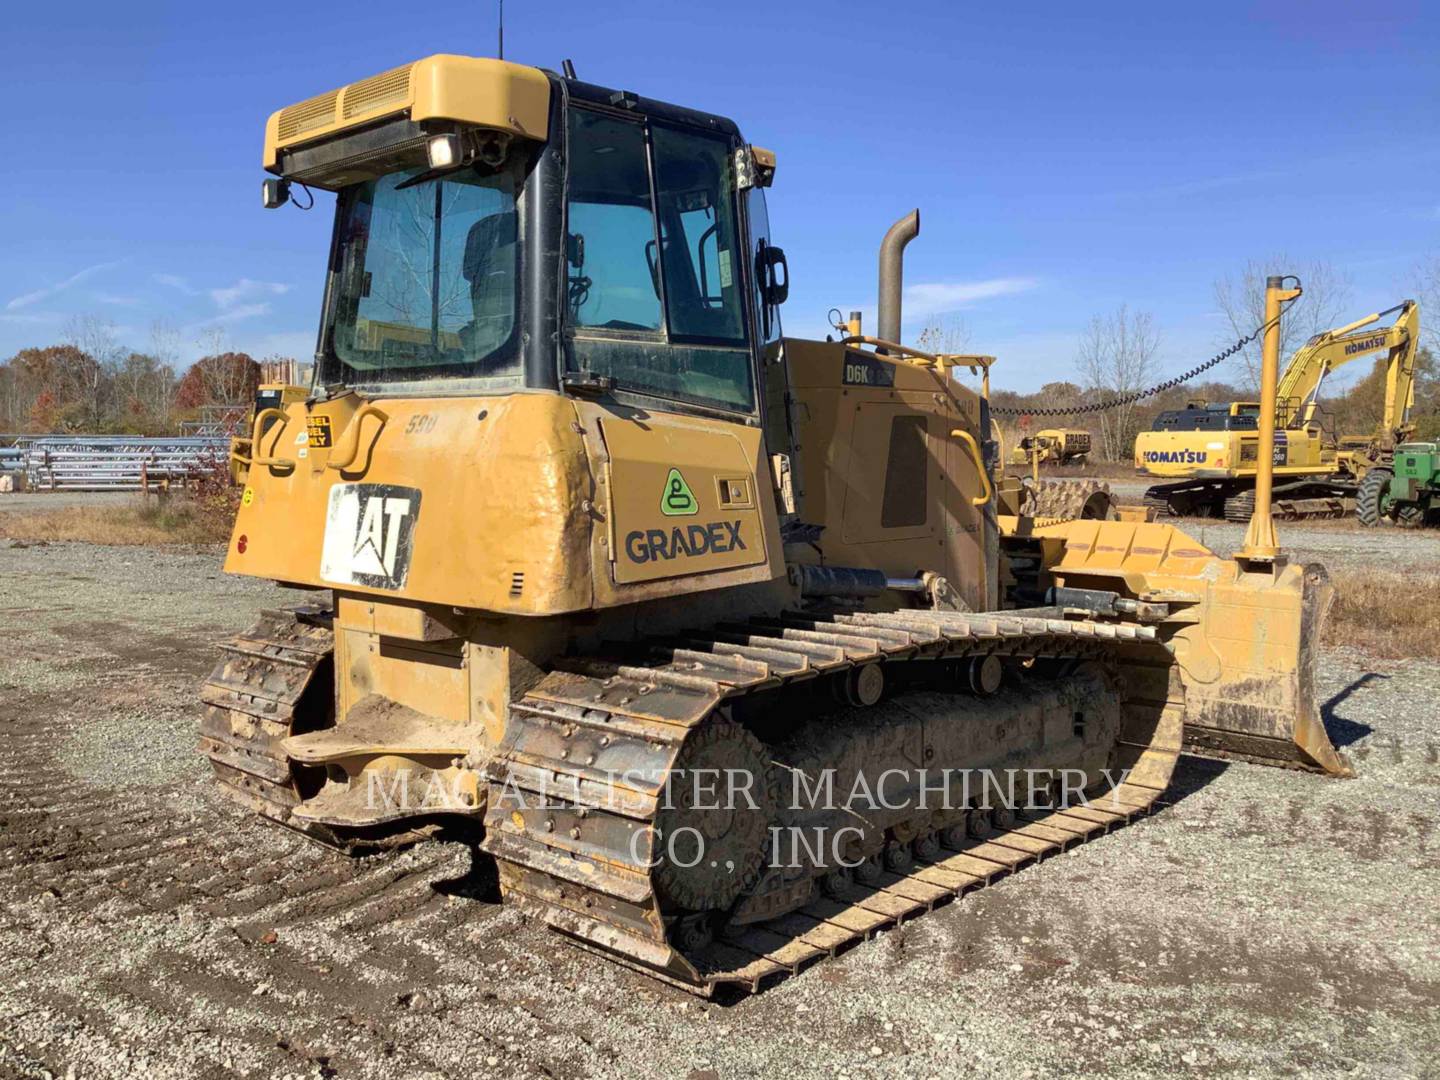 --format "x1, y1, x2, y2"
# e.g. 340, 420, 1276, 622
307, 415, 333, 448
